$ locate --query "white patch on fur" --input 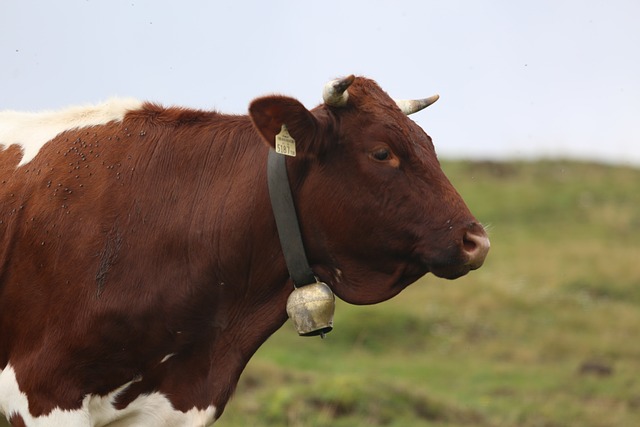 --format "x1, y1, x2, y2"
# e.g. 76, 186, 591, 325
0, 98, 144, 167
0, 364, 217, 426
